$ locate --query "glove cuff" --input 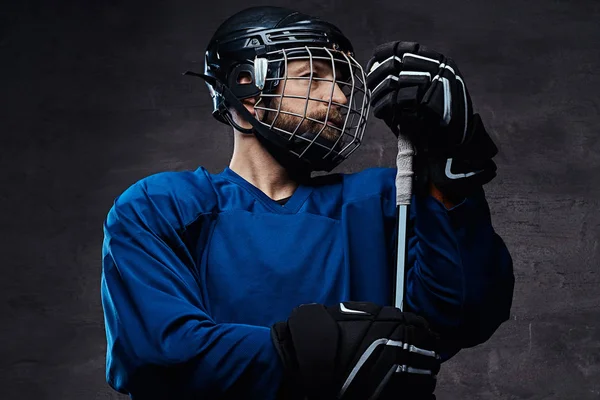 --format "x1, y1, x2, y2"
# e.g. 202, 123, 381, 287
415, 113, 499, 198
